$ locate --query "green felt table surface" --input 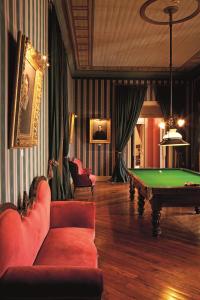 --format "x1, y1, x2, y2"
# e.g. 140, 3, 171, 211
128, 168, 200, 188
